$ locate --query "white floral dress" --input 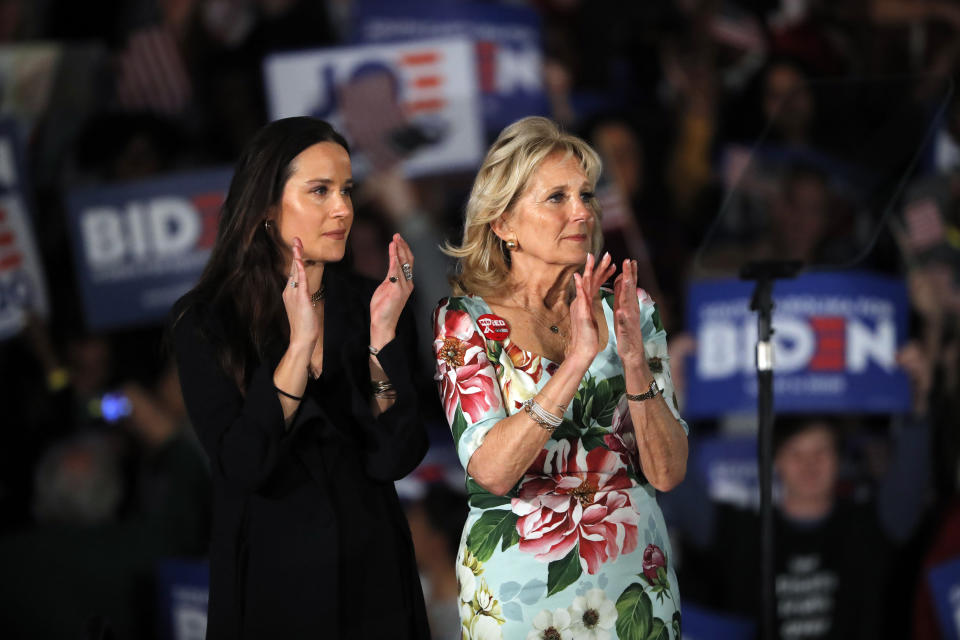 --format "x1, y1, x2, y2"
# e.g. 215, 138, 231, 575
433, 289, 688, 640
